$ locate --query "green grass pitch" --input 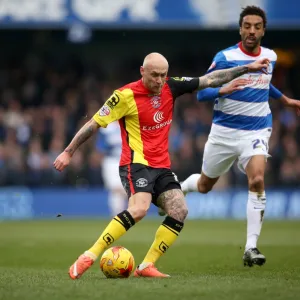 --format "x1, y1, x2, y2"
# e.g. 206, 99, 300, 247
0, 219, 299, 300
